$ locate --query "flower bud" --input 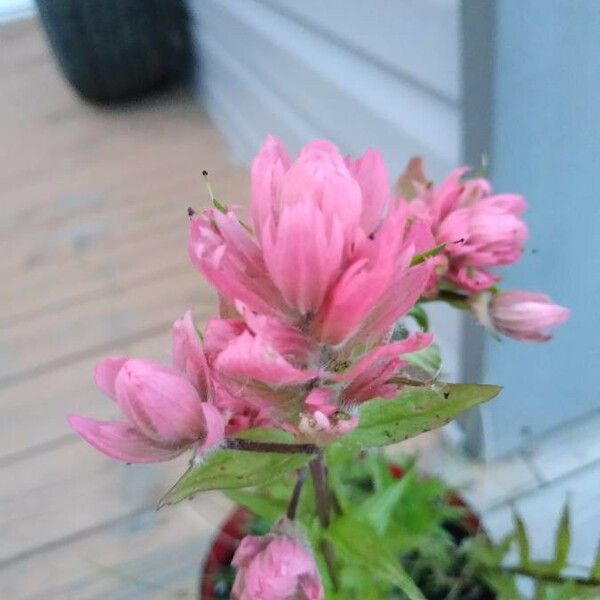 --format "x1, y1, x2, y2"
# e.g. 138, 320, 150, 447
68, 357, 224, 463
471, 290, 570, 342
231, 519, 323, 600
